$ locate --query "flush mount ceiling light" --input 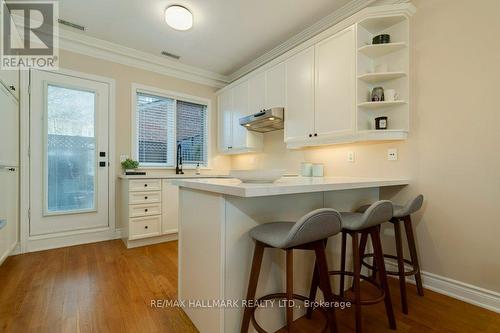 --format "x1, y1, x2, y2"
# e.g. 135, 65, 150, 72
165, 5, 193, 31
